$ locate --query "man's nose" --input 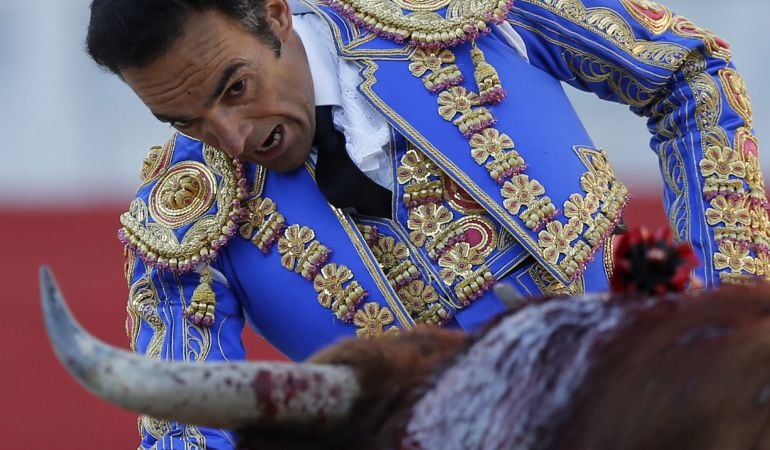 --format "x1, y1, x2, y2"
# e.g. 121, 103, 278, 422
206, 110, 253, 158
